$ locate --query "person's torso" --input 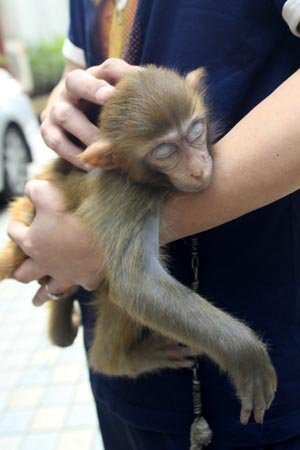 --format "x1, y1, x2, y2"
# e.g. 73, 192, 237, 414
74, 0, 300, 445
